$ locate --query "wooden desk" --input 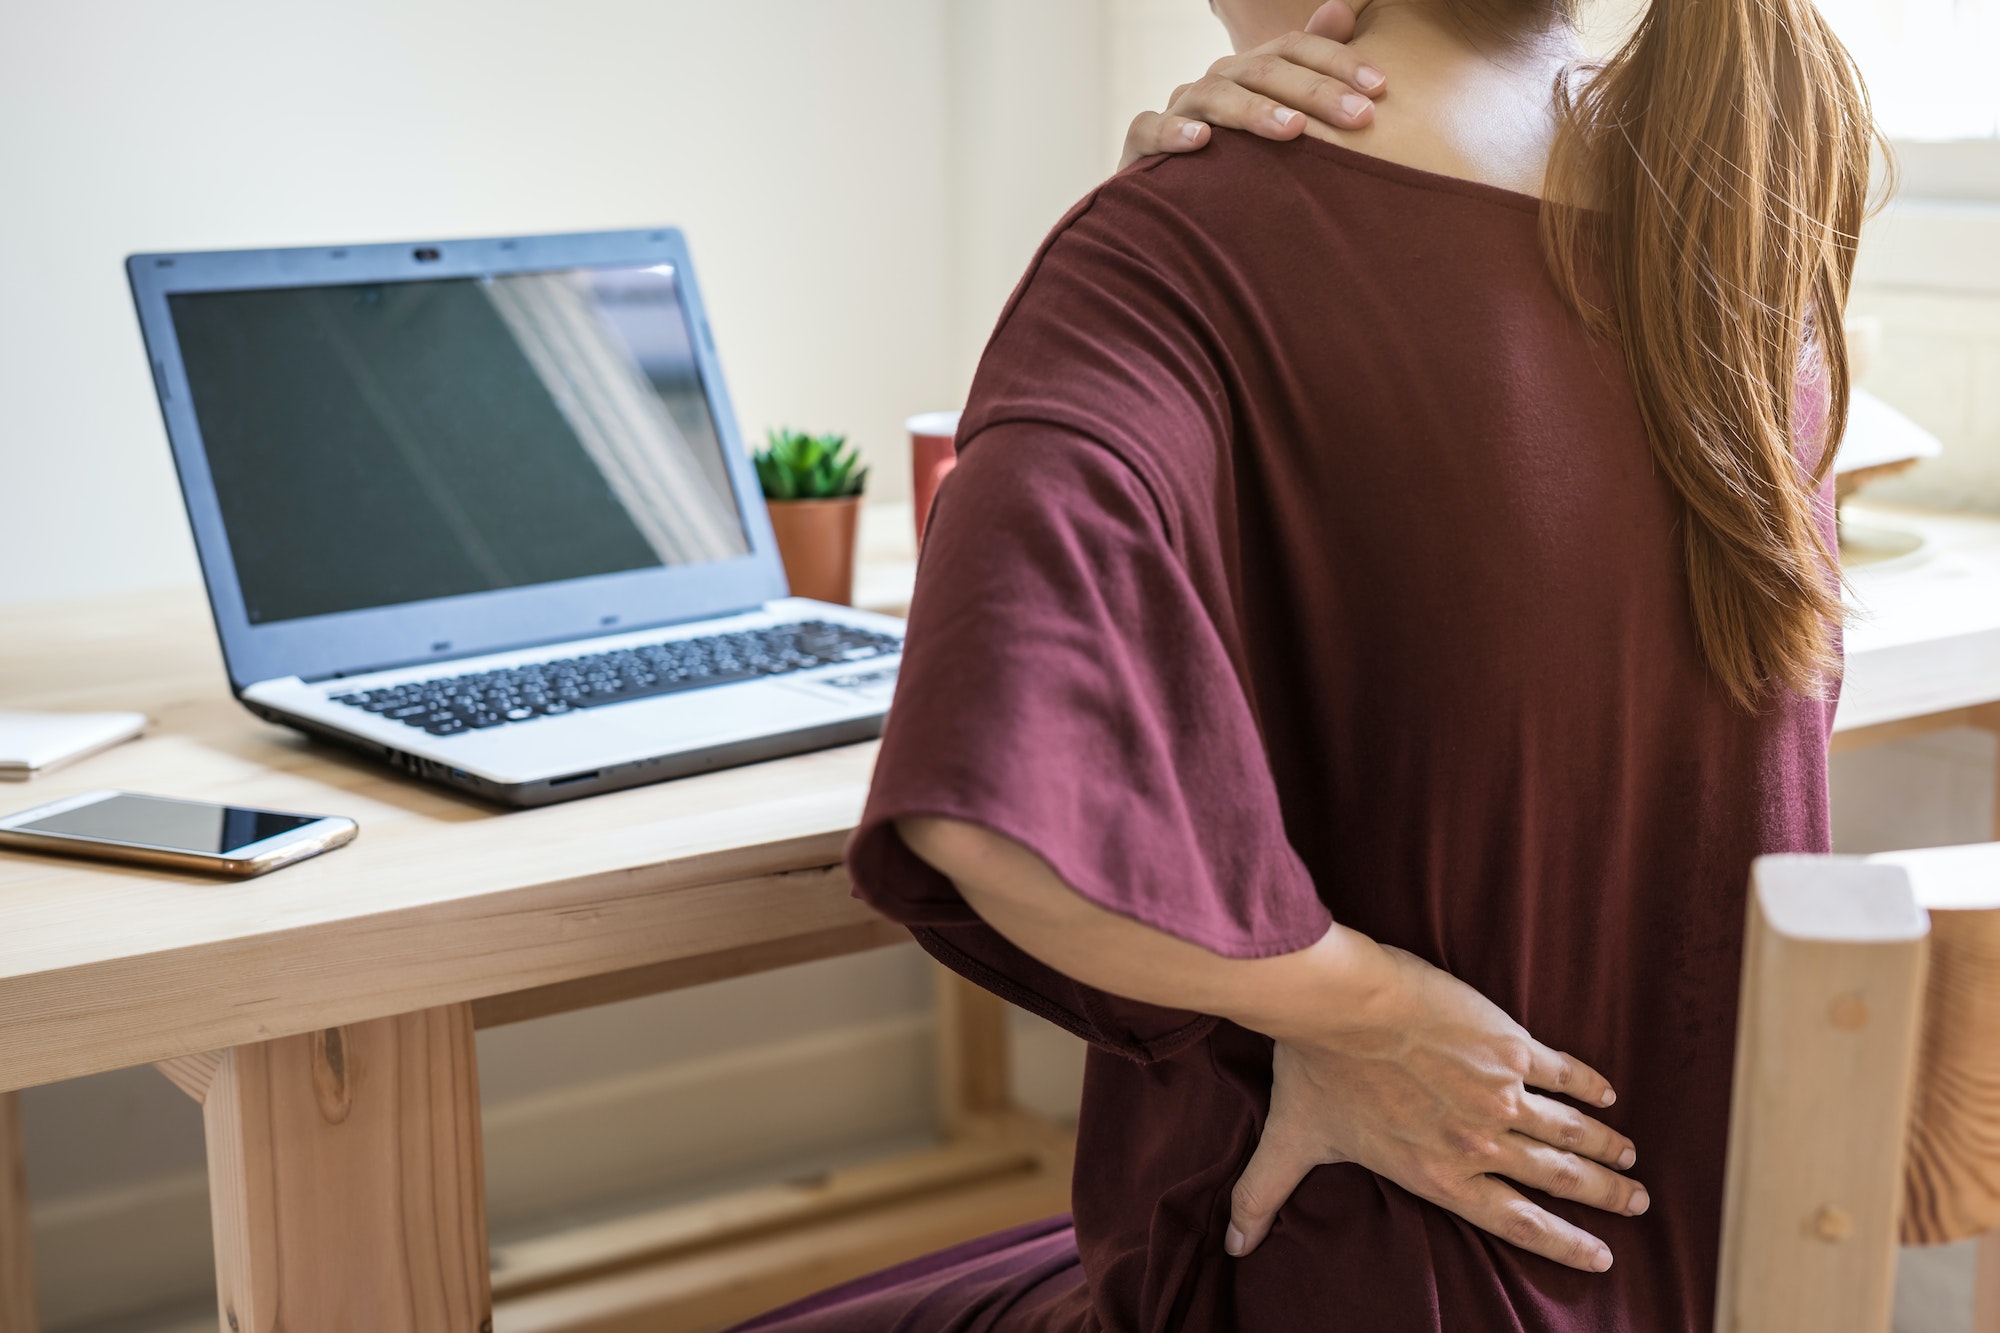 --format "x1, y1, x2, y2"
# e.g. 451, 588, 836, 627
0, 578, 1068, 1333
1834, 504, 2000, 827
1836, 503, 2000, 753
